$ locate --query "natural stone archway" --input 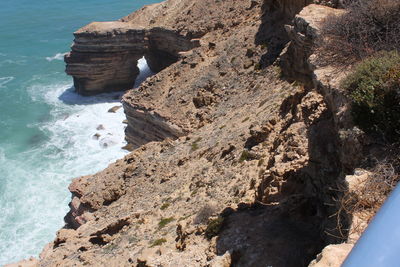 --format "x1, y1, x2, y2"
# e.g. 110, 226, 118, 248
64, 22, 199, 96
